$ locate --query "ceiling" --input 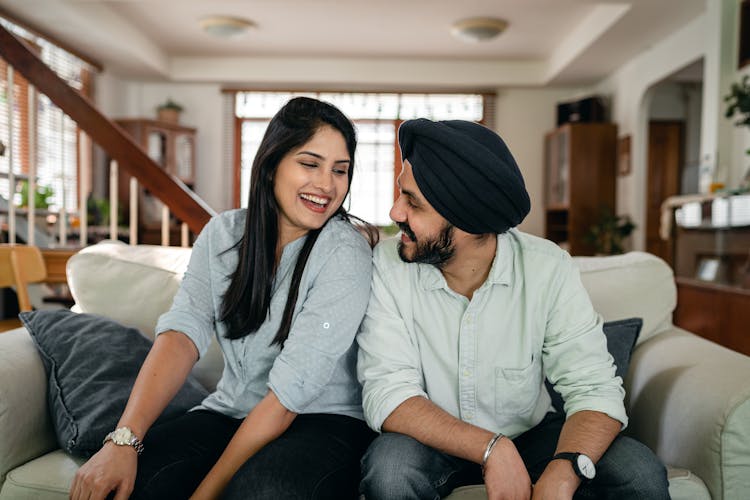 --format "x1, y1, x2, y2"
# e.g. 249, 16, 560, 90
0, 0, 706, 88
